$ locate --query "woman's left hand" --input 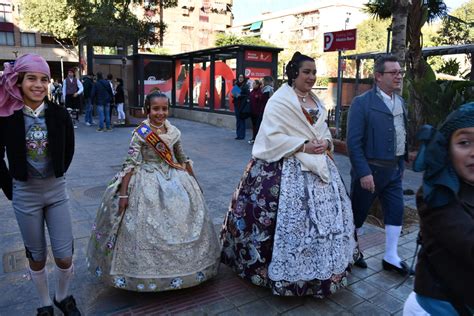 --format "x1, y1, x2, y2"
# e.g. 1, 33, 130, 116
310, 139, 328, 154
